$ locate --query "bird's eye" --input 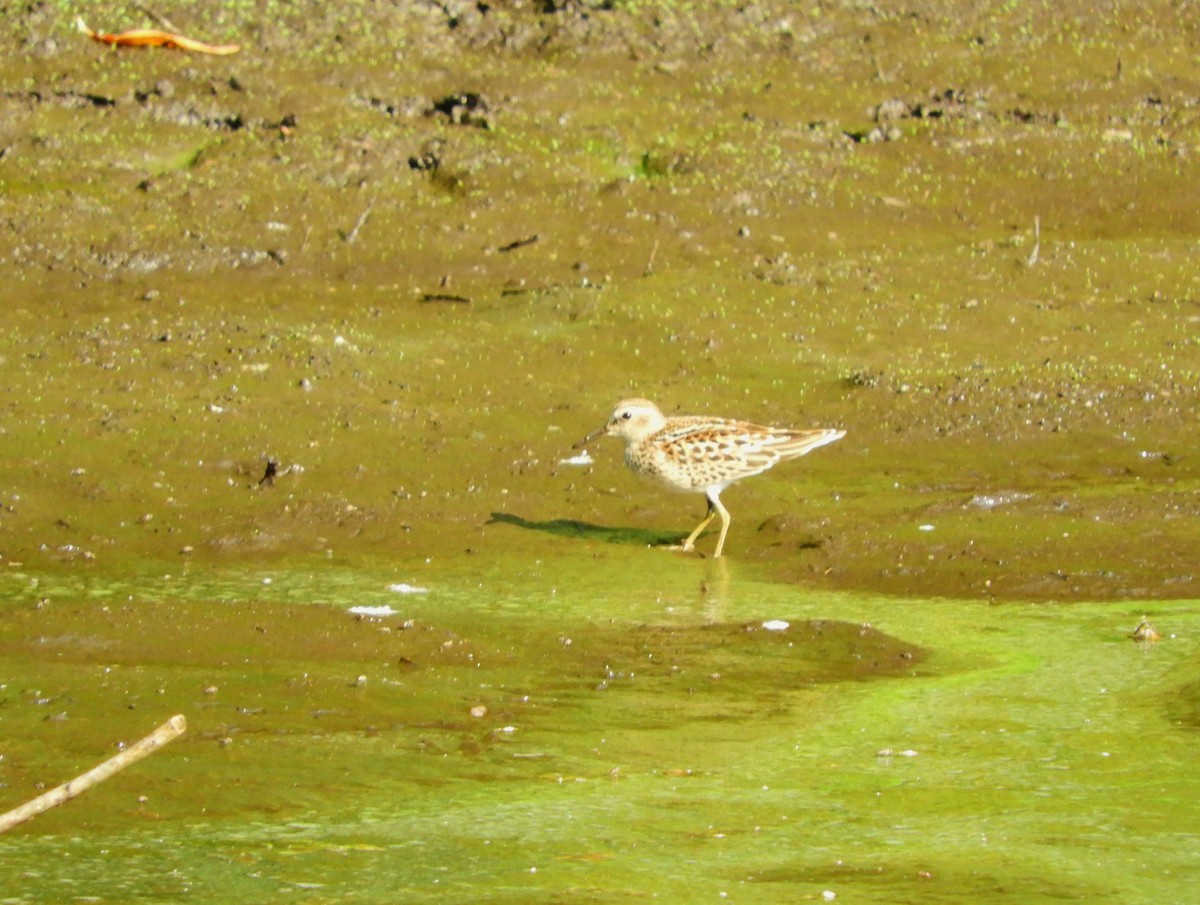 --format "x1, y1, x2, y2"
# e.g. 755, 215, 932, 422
621, 411, 632, 420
